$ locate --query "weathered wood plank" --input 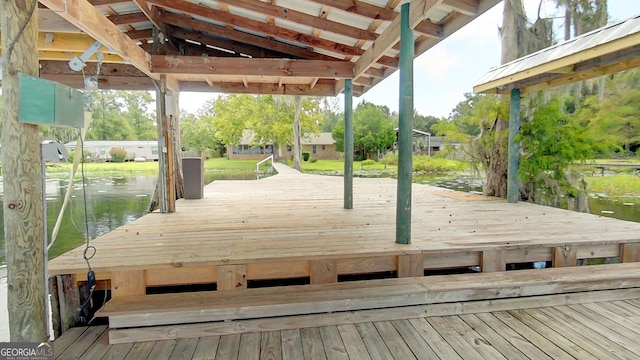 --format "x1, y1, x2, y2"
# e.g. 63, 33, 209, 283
217, 265, 247, 291
238, 332, 261, 360
112, 270, 145, 297
281, 329, 304, 360
491, 311, 573, 360
621, 243, 640, 262
123, 341, 156, 360
57, 325, 107, 360
216, 334, 241, 360
191, 336, 220, 360
397, 254, 424, 277
146, 340, 177, 360
356, 322, 393, 360
552, 246, 577, 267
310, 259, 337, 284
526, 307, 633, 359
336, 324, 371, 360
481, 250, 505, 272
373, 321, 417, 359
318, 326, 349, 360
168, 337, 199, 360
300, 327, 327, 360
474, 313, 553, 360
259, 331, 282, 360
457, 314, 529, 360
